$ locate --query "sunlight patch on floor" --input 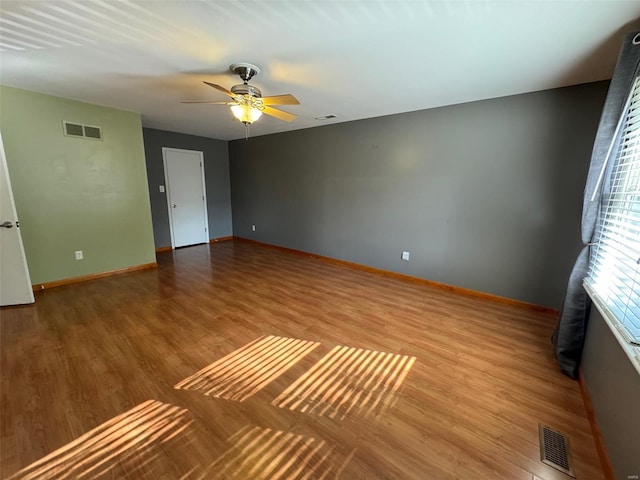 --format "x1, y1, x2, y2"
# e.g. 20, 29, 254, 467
175, 335, 320, 402
187, 426, 355, 480
8, 400, 193, 480
272, 346, 416, 420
